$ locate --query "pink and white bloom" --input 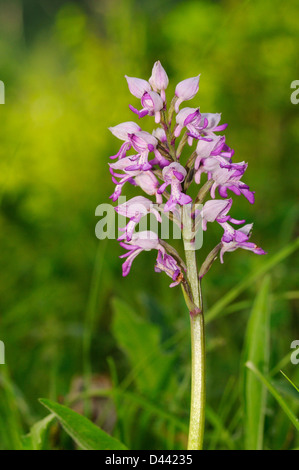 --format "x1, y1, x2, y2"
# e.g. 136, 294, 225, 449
108, 121, 141, 160
130, 91, 164, 123
187, 113, 228, 140
115, 196, 162, 241
109, 157, 140, 201
219, 223, 266, 263
125, 131, 167, 171
119, 231, 164, 276
199, 199, 244, 231
155, 251, 182, 287
175, 75, 200, 112
158, 162, 192, 212
174, 107, 206, 144
194, 135, 227, 183
210, 161, 255, 203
